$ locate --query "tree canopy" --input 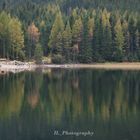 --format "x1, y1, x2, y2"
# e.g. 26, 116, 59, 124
0, 0, 139, 63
